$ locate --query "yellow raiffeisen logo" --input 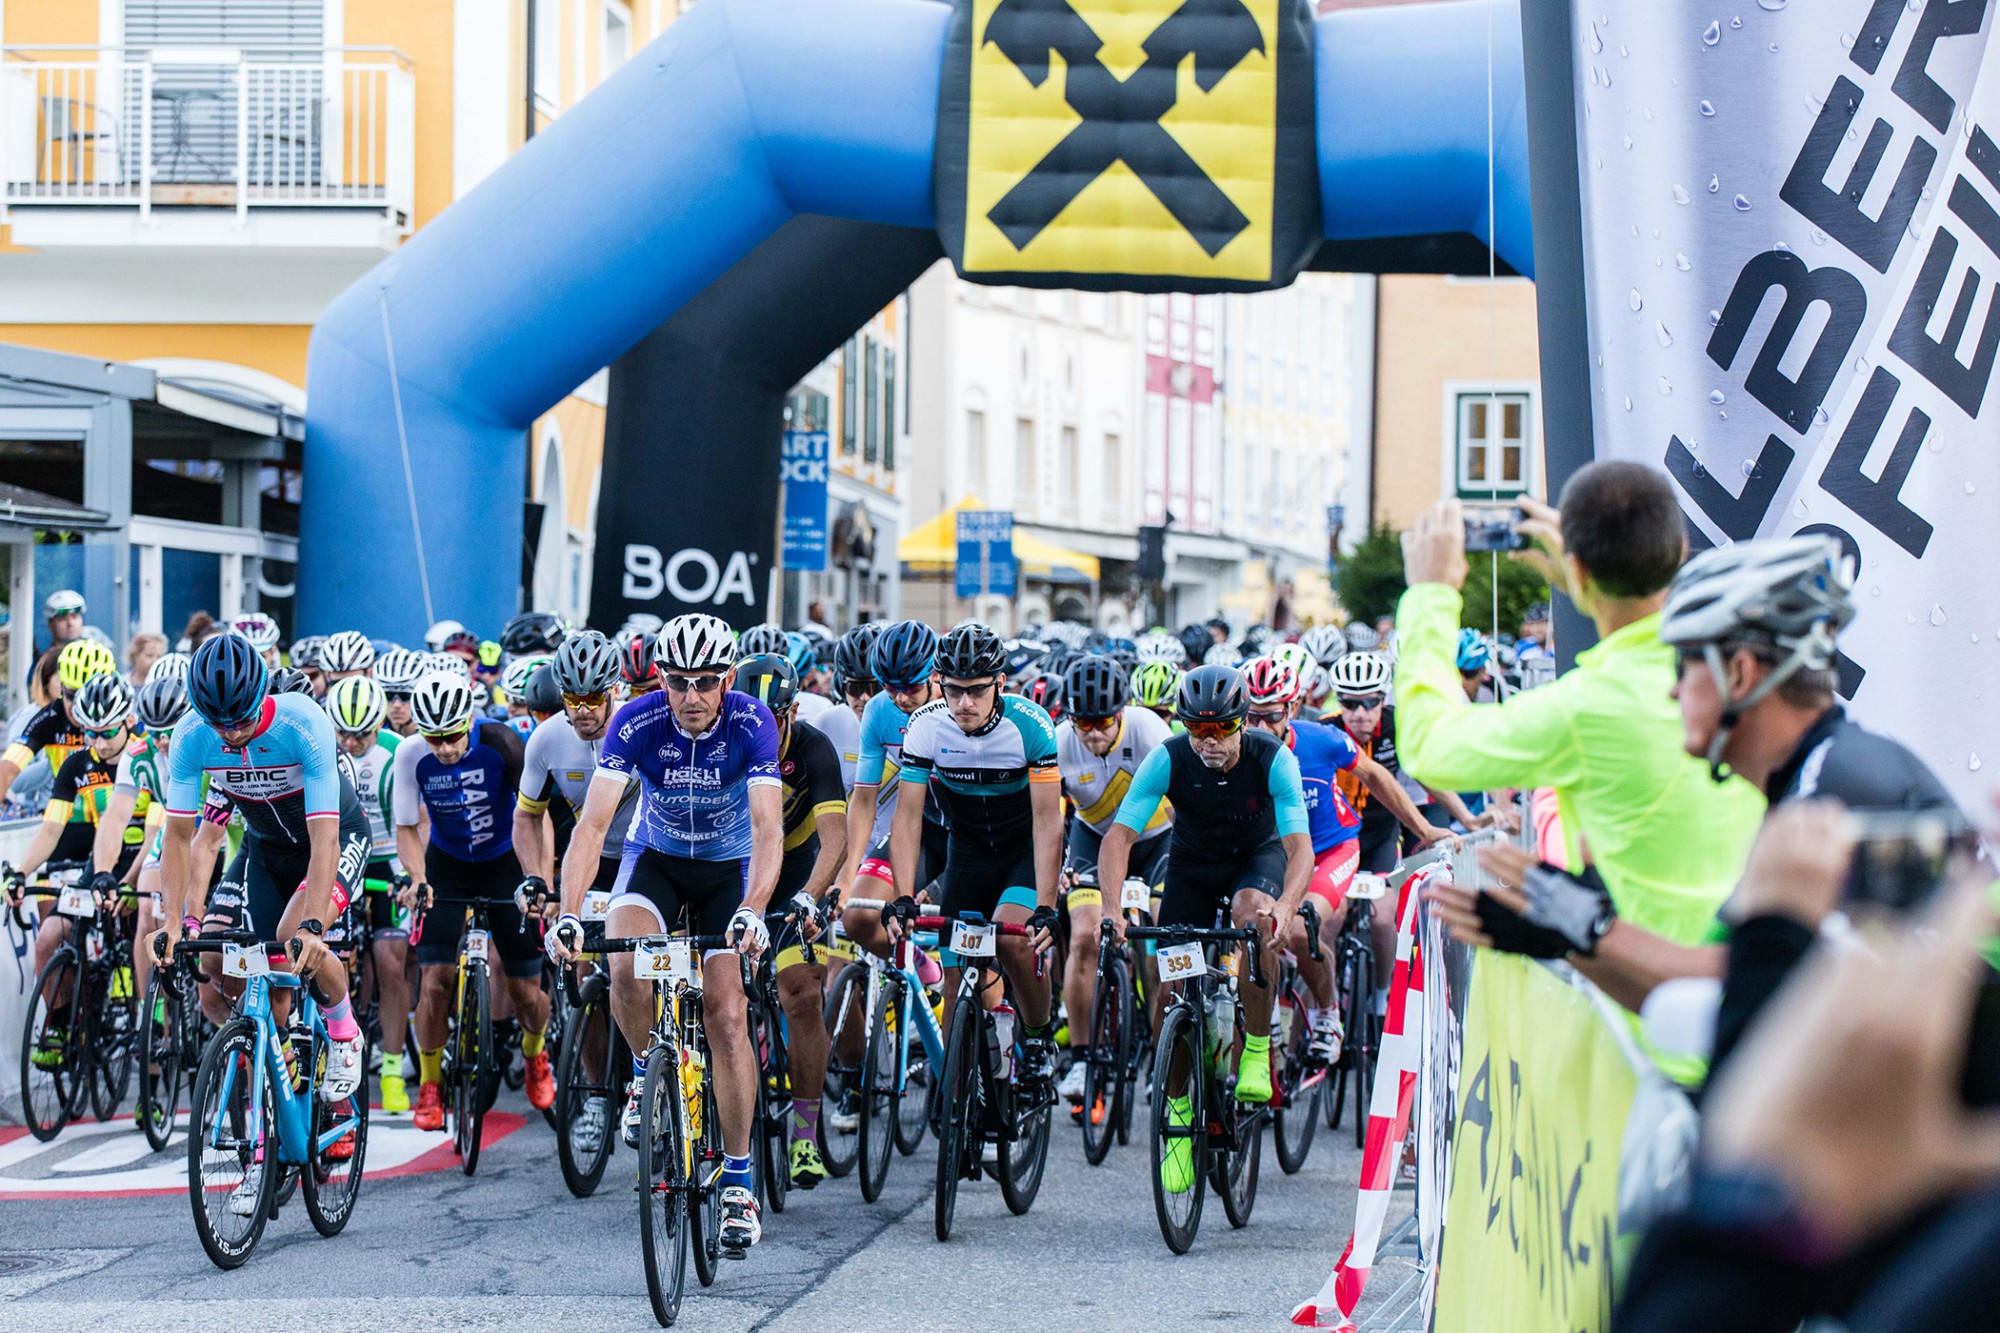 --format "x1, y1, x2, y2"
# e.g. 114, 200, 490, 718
962, 0, 1281, 283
